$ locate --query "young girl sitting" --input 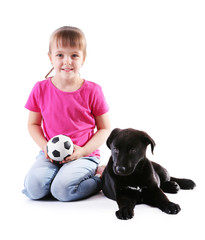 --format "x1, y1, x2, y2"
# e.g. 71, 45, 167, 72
23, 26, 110, 201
